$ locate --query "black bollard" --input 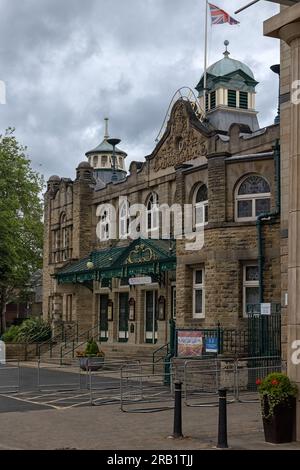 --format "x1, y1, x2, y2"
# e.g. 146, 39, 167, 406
173, 381, 183, 438
217, 387, 228, 449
